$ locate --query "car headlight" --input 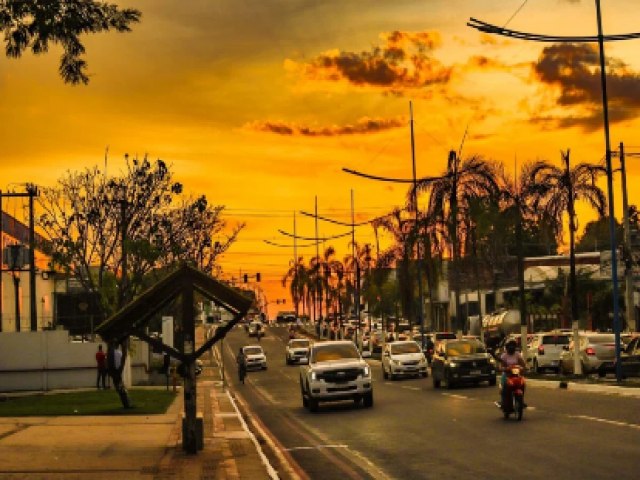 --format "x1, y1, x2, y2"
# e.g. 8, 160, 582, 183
310, 371, 317, 381
489, 357, 496, 365
363, 365, 370, 377
448, 361, 458, 368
